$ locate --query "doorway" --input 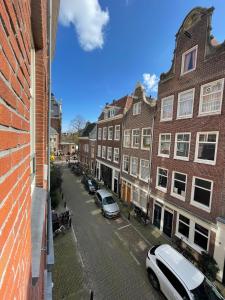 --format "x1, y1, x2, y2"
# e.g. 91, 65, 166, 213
153, 204, 162, 229
163, 210, 173, 237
